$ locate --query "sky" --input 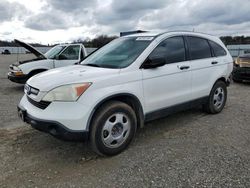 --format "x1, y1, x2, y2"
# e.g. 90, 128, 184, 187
0, 0, 250, 44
